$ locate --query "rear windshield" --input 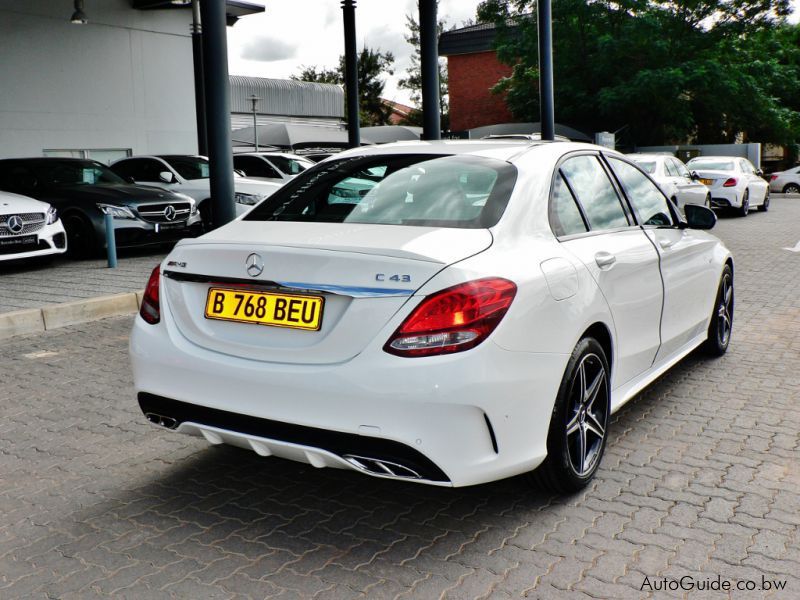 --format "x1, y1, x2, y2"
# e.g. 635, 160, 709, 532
687, 159, 734, 171
268, 155, 312, 175
245, 154, 517, 228
630, 159, 656, 174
